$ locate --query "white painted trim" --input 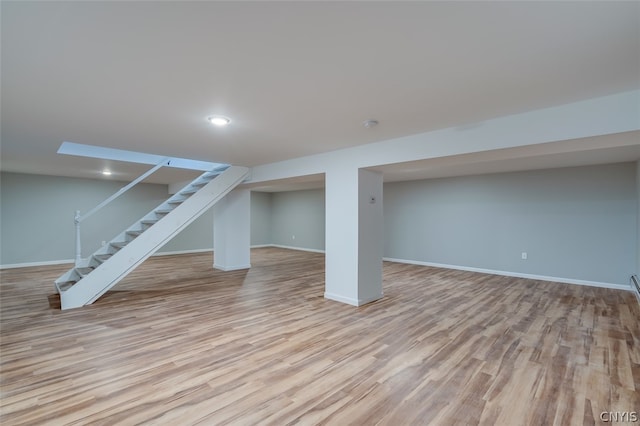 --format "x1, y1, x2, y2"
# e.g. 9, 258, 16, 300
154, 248, 213, 257
324, 292, 358, 306
0, 258, 75, 269
4, 247, 630, 295
213, 263, 251, 271
324, 291, 384, 307
383, 257, 632, 292
0, 249, 216, 270
270, 244, 325, 254
358, 293, 384, 306
0, 245, 304, 270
